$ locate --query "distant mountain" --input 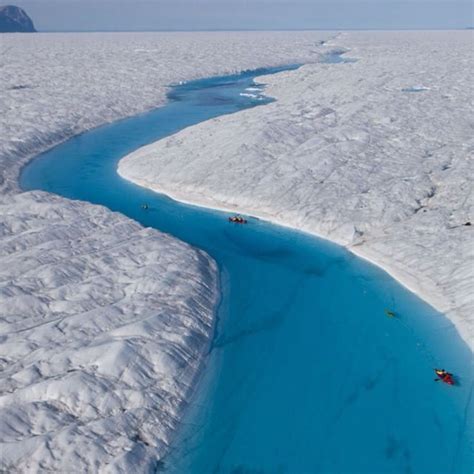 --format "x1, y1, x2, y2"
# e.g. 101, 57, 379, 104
0, 5, 36, 32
